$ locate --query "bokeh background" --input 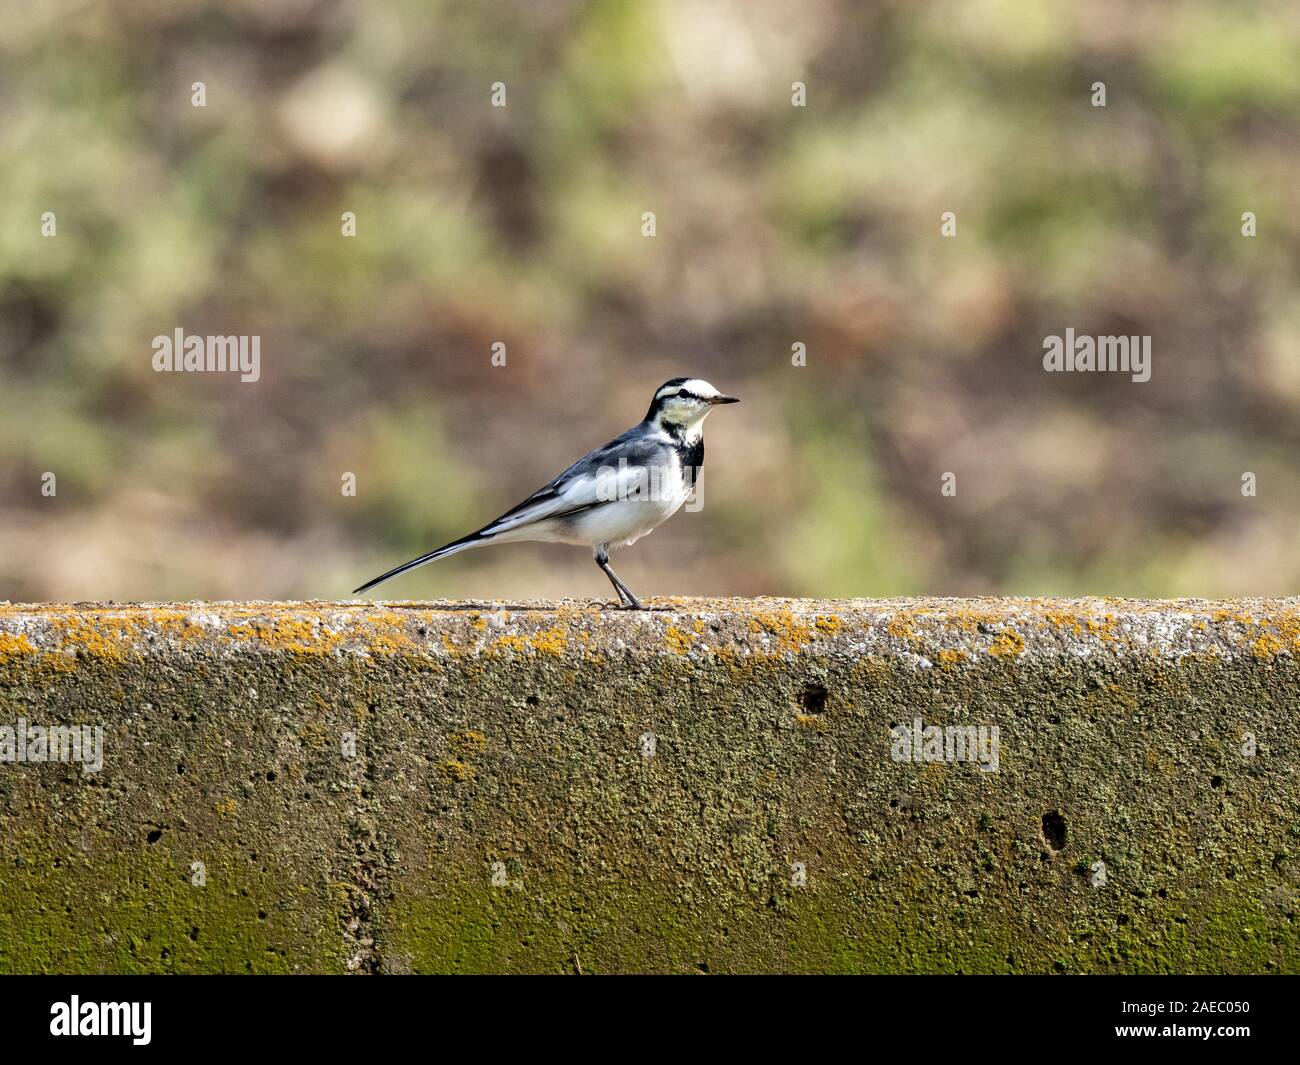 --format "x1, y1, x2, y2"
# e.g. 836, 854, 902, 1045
3, 0, 1300, 603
